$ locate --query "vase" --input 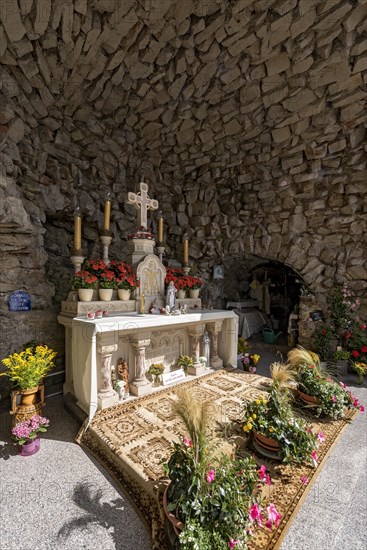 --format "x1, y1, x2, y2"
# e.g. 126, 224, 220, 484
99, 288, 113, 301
20, 436, 40, 456
11, 385, 45, 427
189, 289, 200, 299
118, 289, 131, 301
177, 290, 186, 300
78, 288, 94, 302
298, 389, 318, 405
253, 431, 279, 452
153, 375, 161, 387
